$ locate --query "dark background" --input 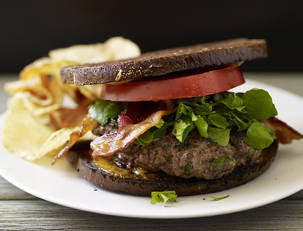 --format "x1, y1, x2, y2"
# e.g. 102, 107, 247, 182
1, 0, 303, 73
